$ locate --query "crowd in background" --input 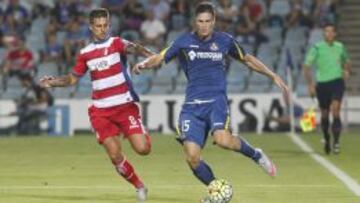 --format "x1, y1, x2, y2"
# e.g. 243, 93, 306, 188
0, 0, 340, 99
